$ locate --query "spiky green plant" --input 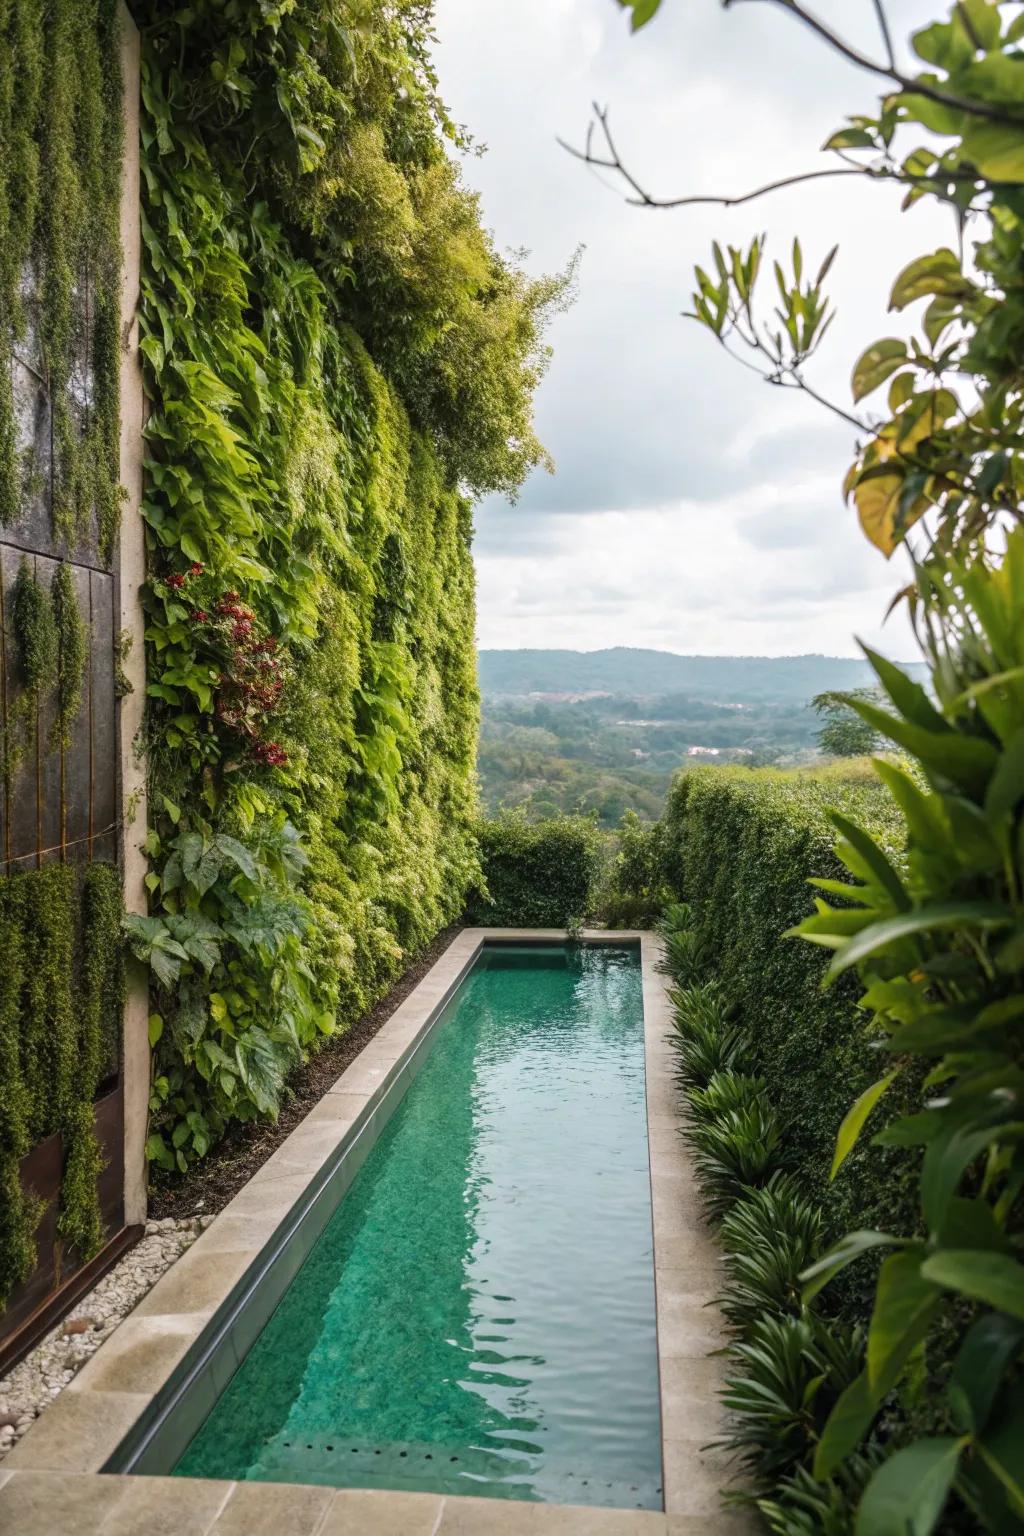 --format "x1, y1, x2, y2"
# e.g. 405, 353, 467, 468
689, 1069, 767, 1122
718, 1314, 865, 1484
718, 1175, 824, 1325
757, 1453, 883, 1536
687, 1101, 786, 1216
